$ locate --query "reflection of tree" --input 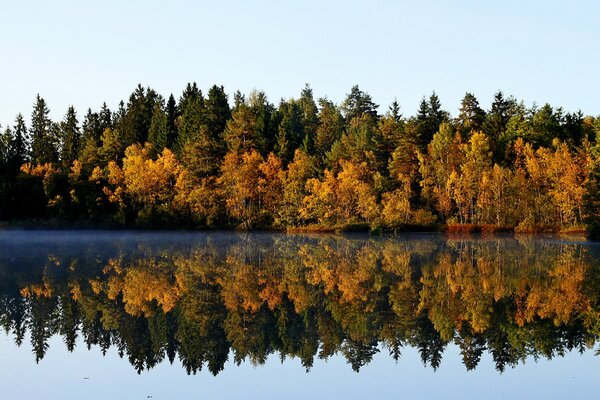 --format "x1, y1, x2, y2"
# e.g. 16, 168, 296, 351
0, 235, 599, 374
